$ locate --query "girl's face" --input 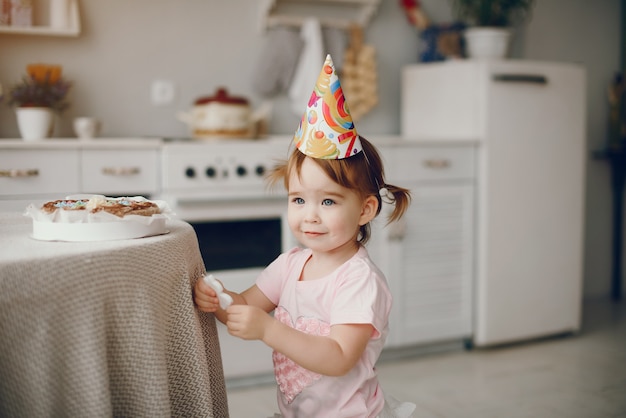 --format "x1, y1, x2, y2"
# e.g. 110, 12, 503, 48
287, 157, 377, 256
